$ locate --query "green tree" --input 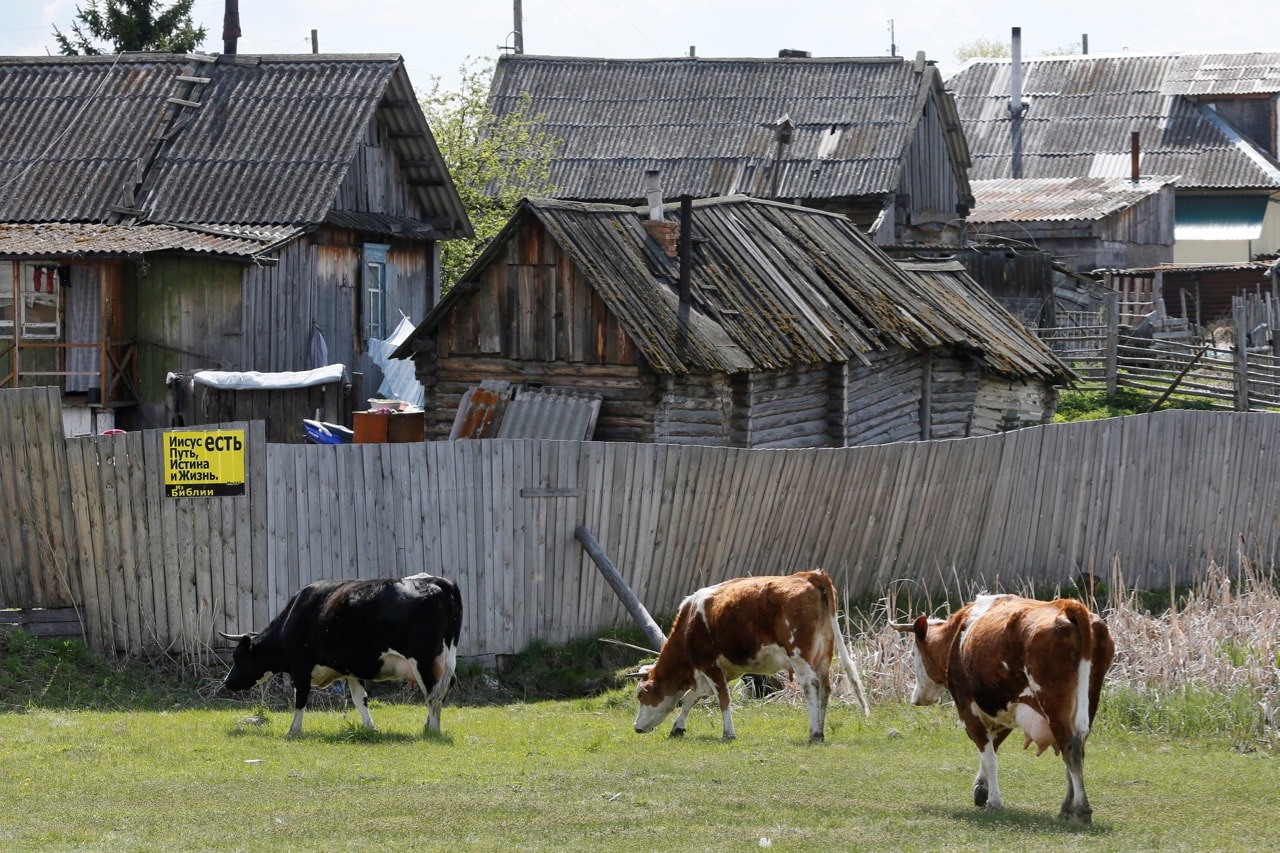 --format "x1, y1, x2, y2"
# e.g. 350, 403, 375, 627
53, 0, 207, 55
421, 59, 561, 291
956, 36, 1081, 64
